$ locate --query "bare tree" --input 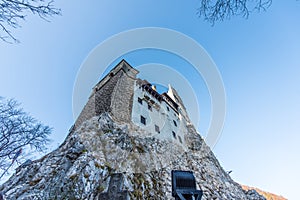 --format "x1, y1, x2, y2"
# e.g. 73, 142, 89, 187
0, 0, 60, 43
0, 97, 51, 179
198, 0, 272, 24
